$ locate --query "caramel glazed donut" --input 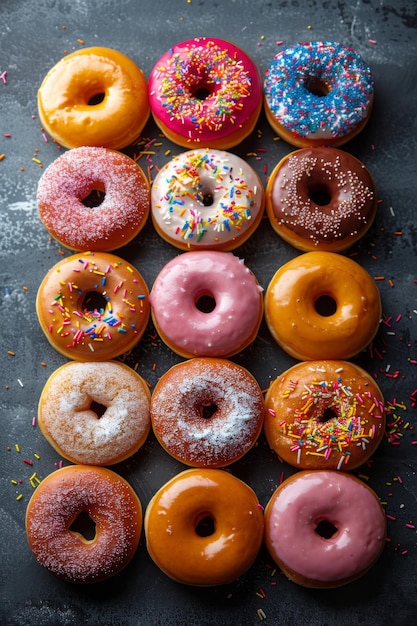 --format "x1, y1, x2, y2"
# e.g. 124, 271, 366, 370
144, 468, 264, 586
38, 361, 151, 466
26, 465, 142, 583
264, 360, 386, 471
37, 47, 150, 150
264, 251, 381, 361
264, 470, 386, 588
266, 147, 377, 252
150, 358, 264, 467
